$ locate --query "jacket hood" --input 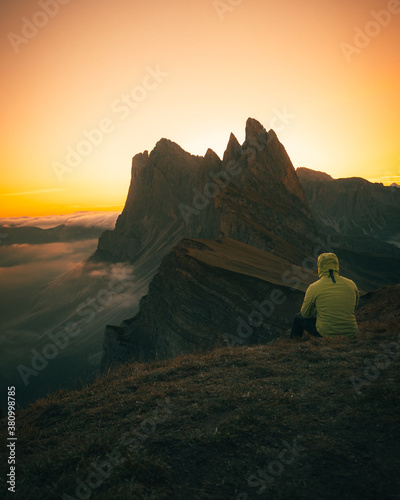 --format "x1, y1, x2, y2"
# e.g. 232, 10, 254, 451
318, 253, 339, 278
